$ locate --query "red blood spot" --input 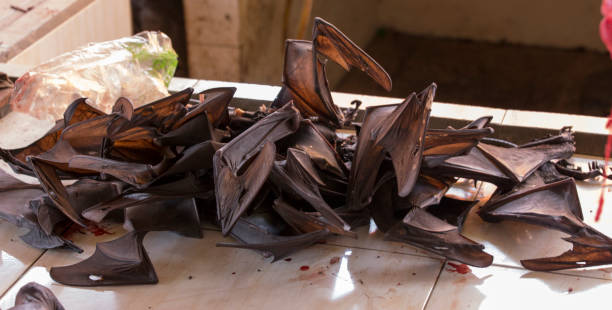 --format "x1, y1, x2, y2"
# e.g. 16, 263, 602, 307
446, 262, 471, 274
63, 222, 113, 239
86, 223, 113, 236
300, 265, 310, 271
397, 282, 401, 286
329, 256, 340, 265
284, 258, 292, 262
568, 287, 573, 293
232, 272, 236, 275
61, 223, 85, 239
